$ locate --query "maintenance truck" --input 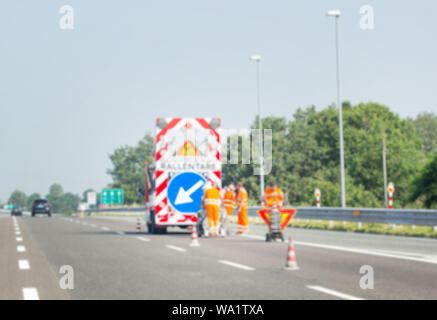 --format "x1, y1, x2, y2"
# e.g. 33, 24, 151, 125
142, 118, 222, 234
